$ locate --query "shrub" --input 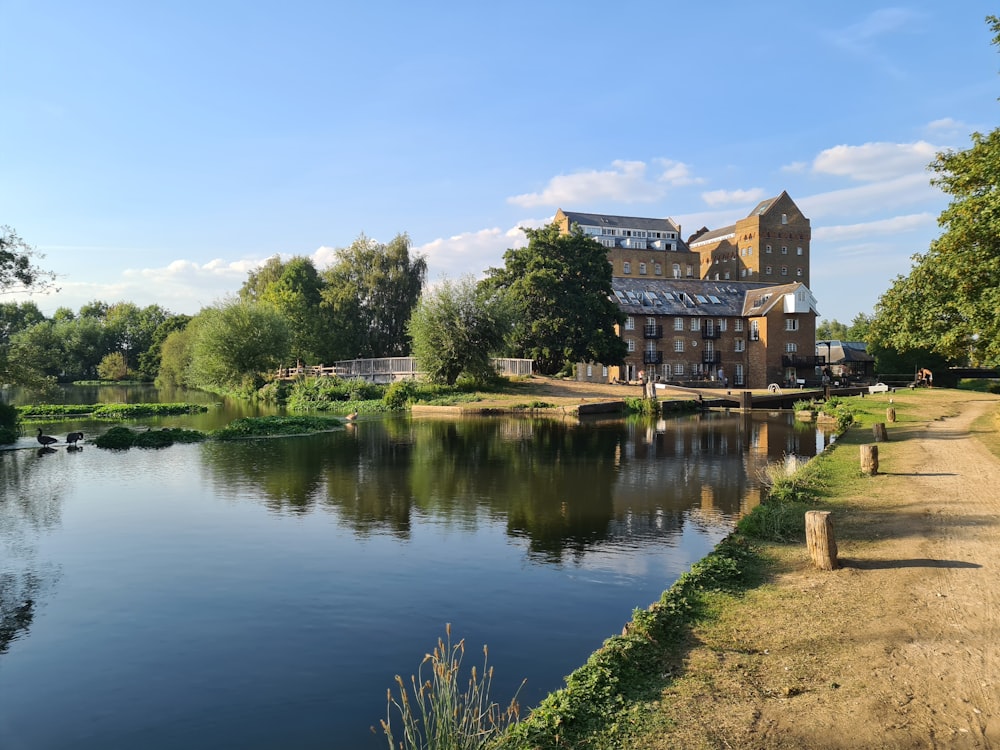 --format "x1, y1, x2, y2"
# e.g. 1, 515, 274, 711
792, 399, 814, 412
380, 624, 523, 750
383, 380, 418, 410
